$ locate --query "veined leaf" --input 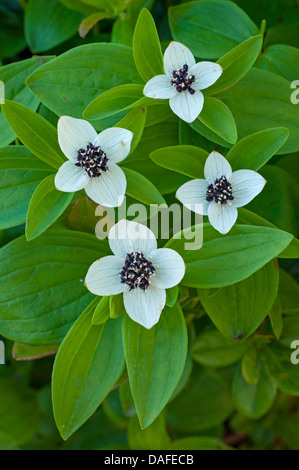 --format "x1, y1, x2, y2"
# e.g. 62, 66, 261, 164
133, 8, 164, 82
226, 127, 289, 170
169, 0, 259, 59
0, 56, 54, 147
0, 146, 53, 230
0, 230, 109, 344
165, 224, 293, 288
197, 261, 279, 340
2, 100, 64, 169
26, 43, 142, 120
123, 302, 187, 428
26, 174, 74, 240
52, 303, 125, 439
